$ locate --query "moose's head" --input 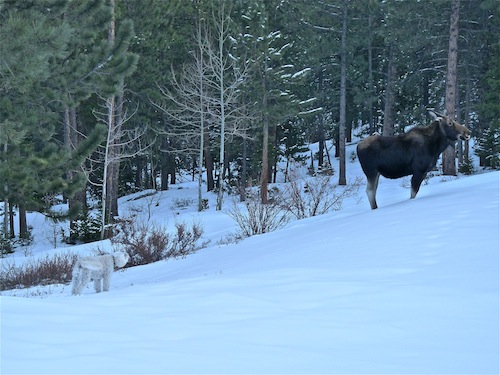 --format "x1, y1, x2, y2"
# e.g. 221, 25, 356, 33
429, 110, 470, 142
